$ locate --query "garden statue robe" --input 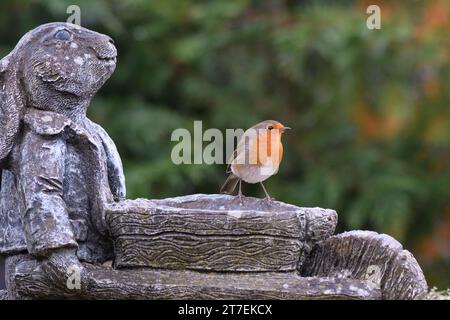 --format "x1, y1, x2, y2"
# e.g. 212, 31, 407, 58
0, 108, 125, 262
